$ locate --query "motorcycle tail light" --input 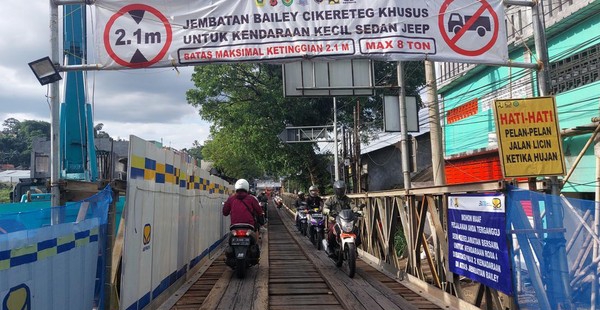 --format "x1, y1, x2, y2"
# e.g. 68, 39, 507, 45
232, 229, 249, 237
